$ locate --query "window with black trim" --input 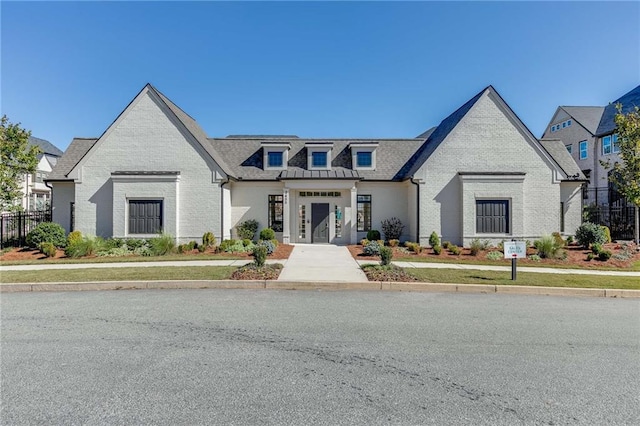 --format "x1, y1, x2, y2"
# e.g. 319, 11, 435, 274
268, 195, 283, 232
129, 200, 163, 234
476, 200, 509, 234
357, 195, 371, 231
